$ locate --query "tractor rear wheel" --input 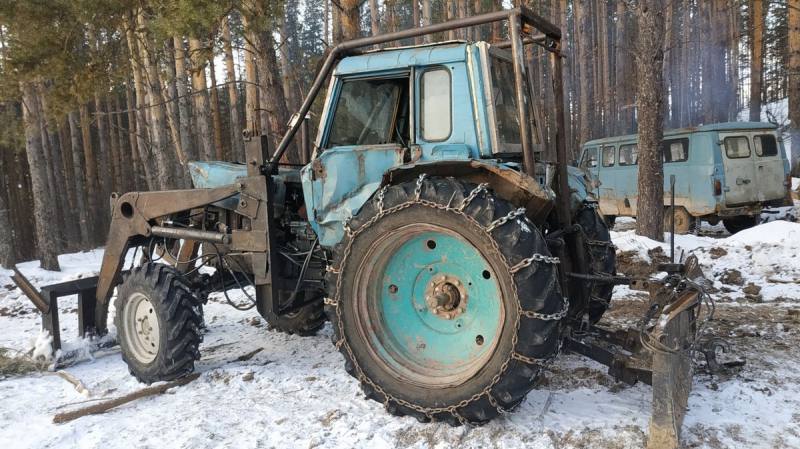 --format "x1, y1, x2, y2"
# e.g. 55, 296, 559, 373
575, 205, 617, 324
326, 176, 564, 424
115, 263, 203, 384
